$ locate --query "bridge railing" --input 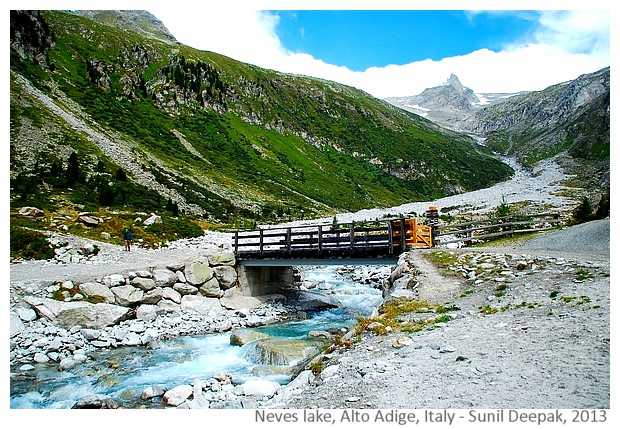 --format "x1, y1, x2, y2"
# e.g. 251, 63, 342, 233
232, 212, 564, 261
433, 212, 564, 246
233, 219, 419, 260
